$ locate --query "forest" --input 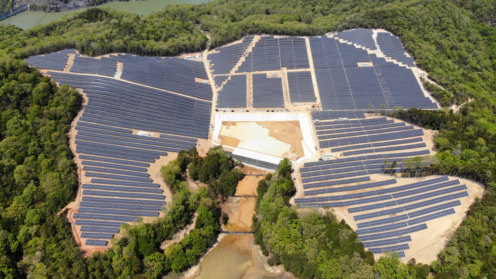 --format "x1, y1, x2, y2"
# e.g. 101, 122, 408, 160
0, 0, 494, 278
